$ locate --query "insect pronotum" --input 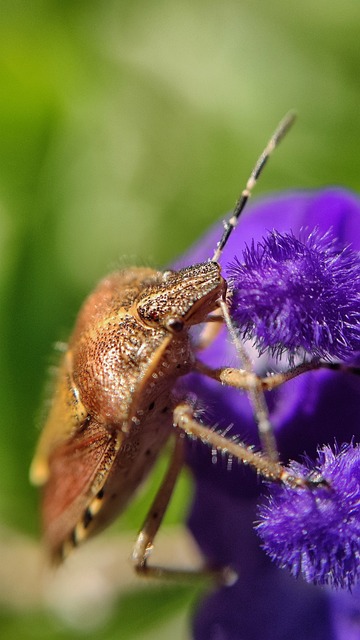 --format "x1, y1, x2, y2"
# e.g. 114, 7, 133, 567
30, 113, 332, 580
